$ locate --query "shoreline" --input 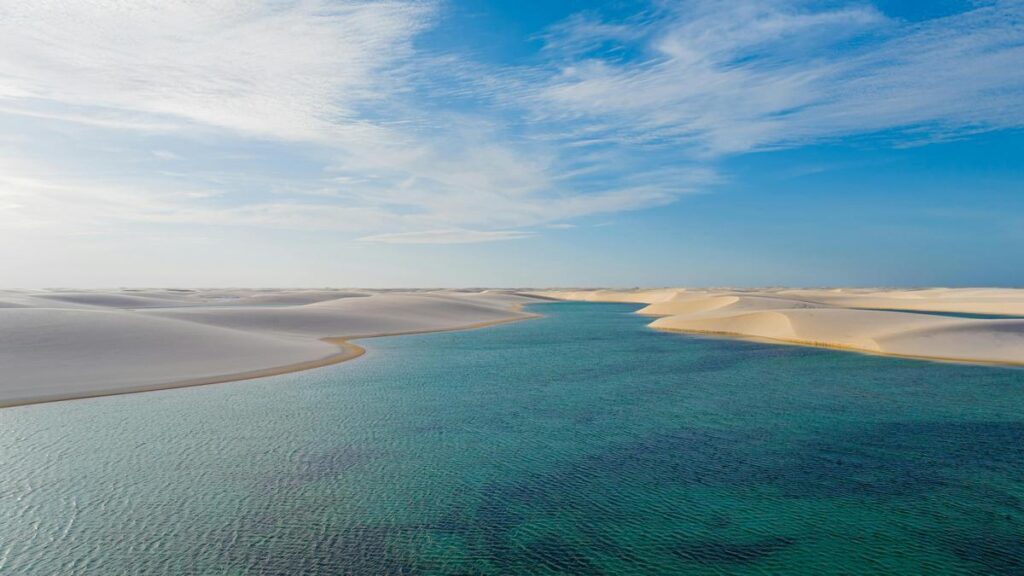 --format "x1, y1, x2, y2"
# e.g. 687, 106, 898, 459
653, 327, 1024, 369
534, 289, 1024, 368
1, 309, 540, 410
